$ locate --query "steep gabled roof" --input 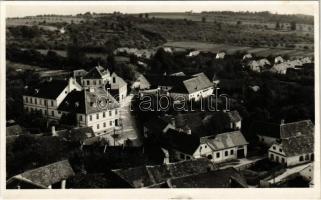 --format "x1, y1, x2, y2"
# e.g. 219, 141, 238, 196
58, 88, 119, 114
226, 110, 242, 122
202, 131, 248, 151
171, 73, 213, 94
25, 79, 69, 99
167, 167, 248, 188
280, 120, 314, 139
7, 160, 75, 188
110, 72, 127, 89
251, 120, 314, 139
112, 158, 216, 188
279, 134, 314, 157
